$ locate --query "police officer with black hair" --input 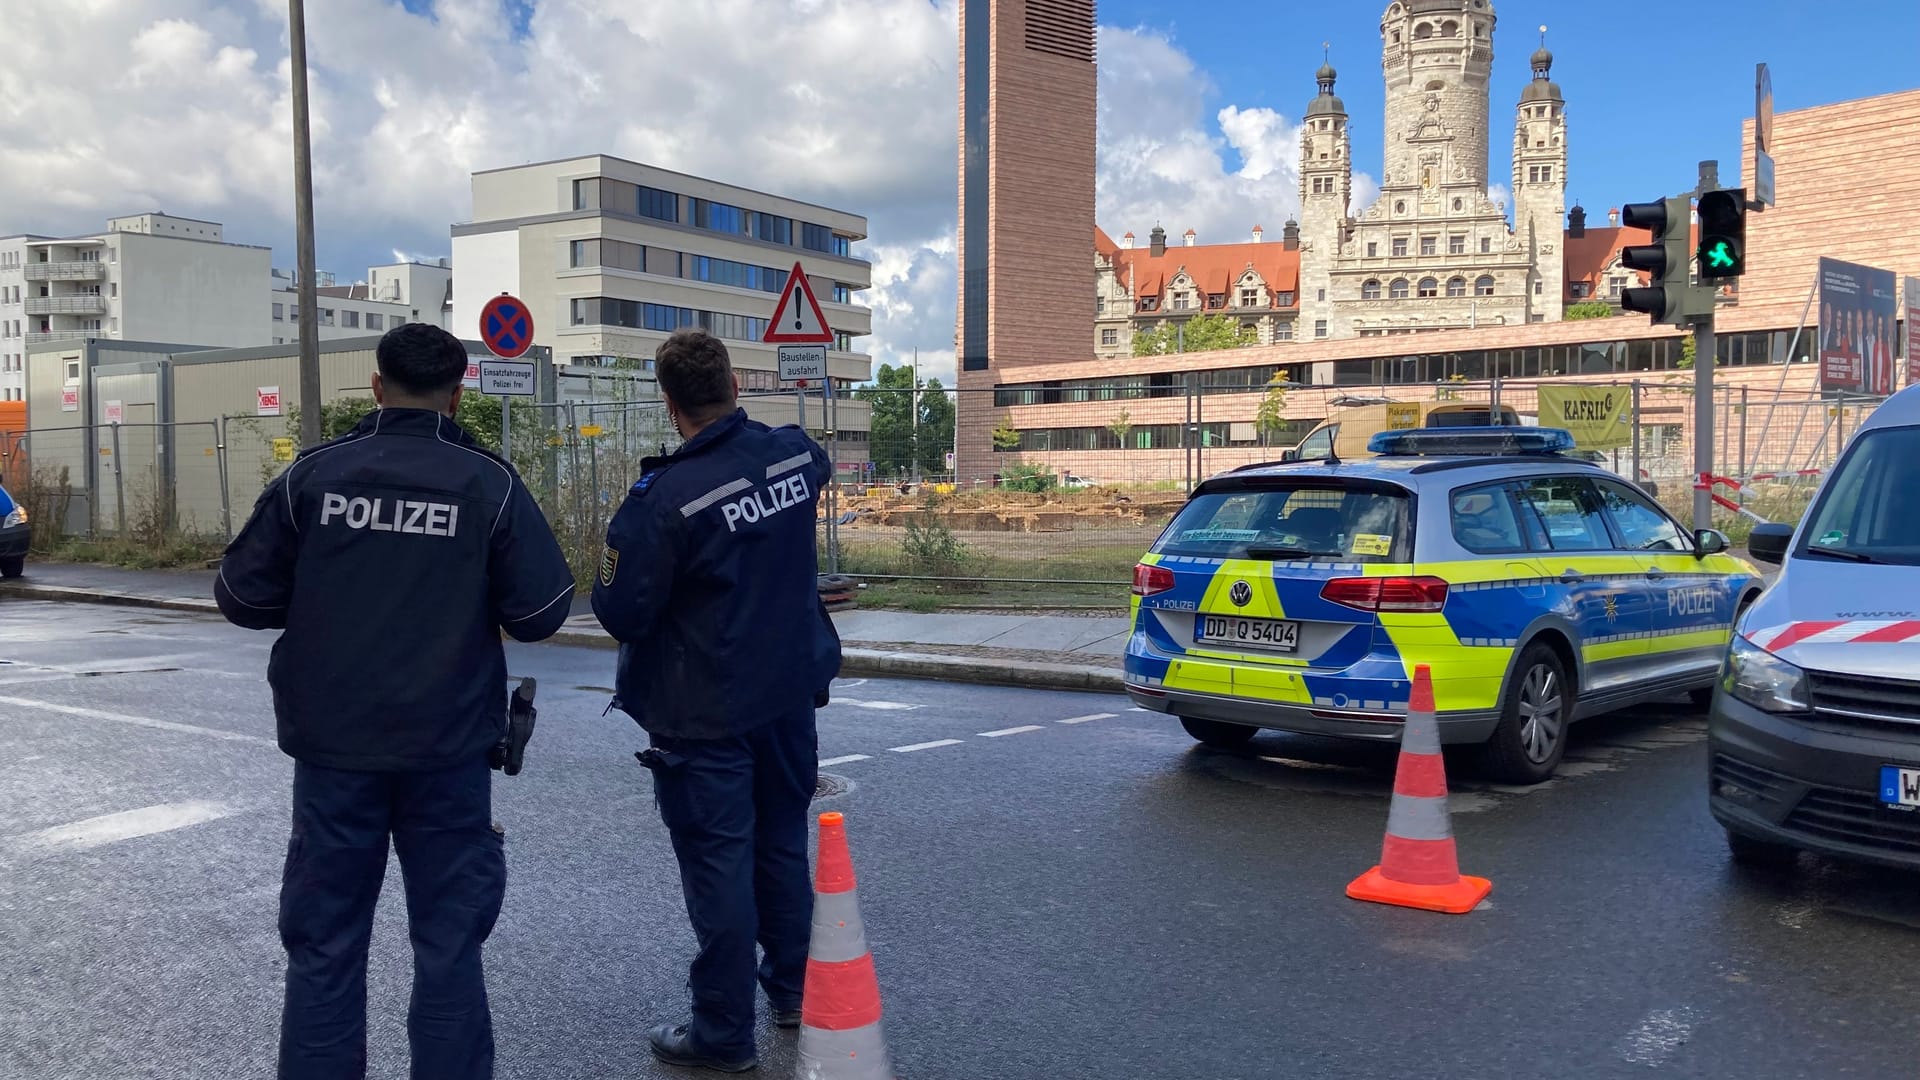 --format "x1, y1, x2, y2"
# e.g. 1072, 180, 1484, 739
593, 326, 841, 1074
215, 322, 575, 1079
